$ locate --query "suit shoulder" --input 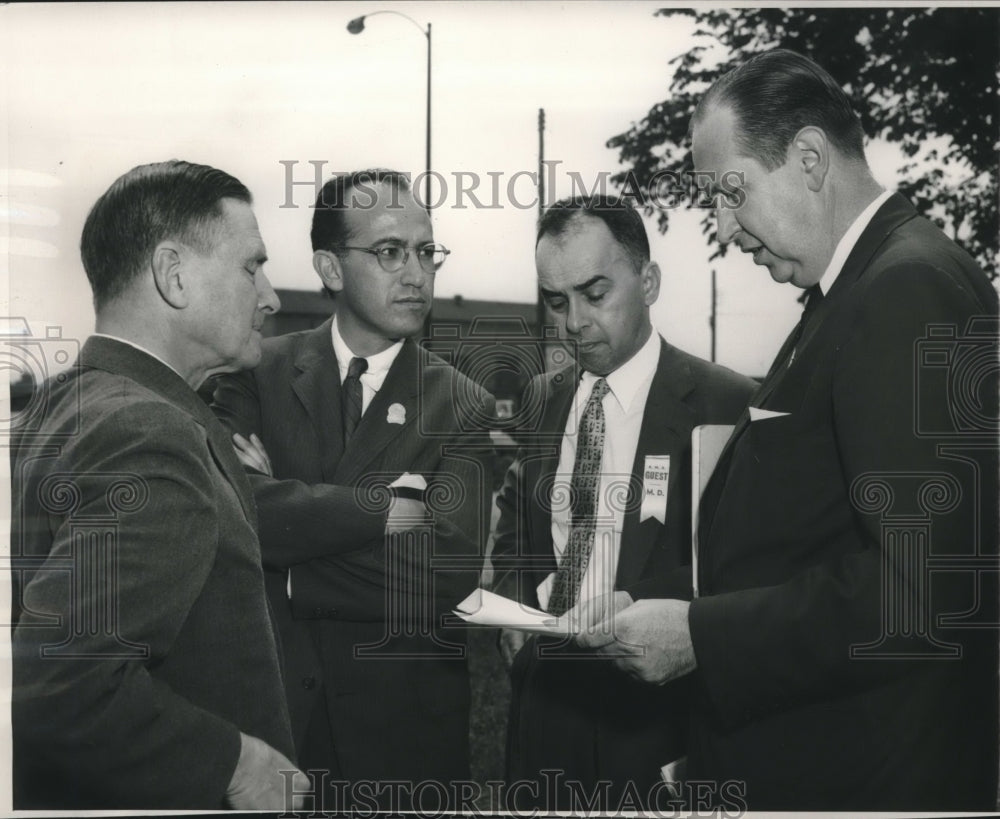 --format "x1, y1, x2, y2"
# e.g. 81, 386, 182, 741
672, 346, 756, 399
865, 217, 996, 312
43, 371, 210, 473
421, 347, 496, 400
259, 326, 315, 362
